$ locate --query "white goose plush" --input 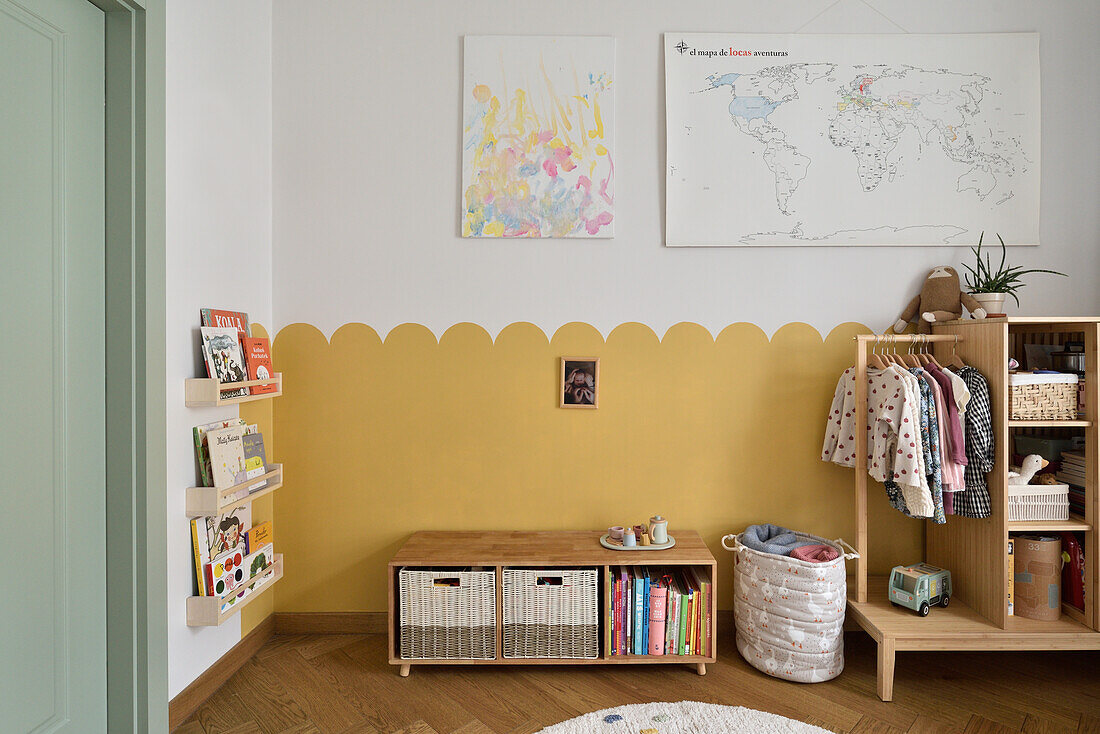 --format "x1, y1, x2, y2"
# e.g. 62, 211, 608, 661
1008, 454, 1050, 485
